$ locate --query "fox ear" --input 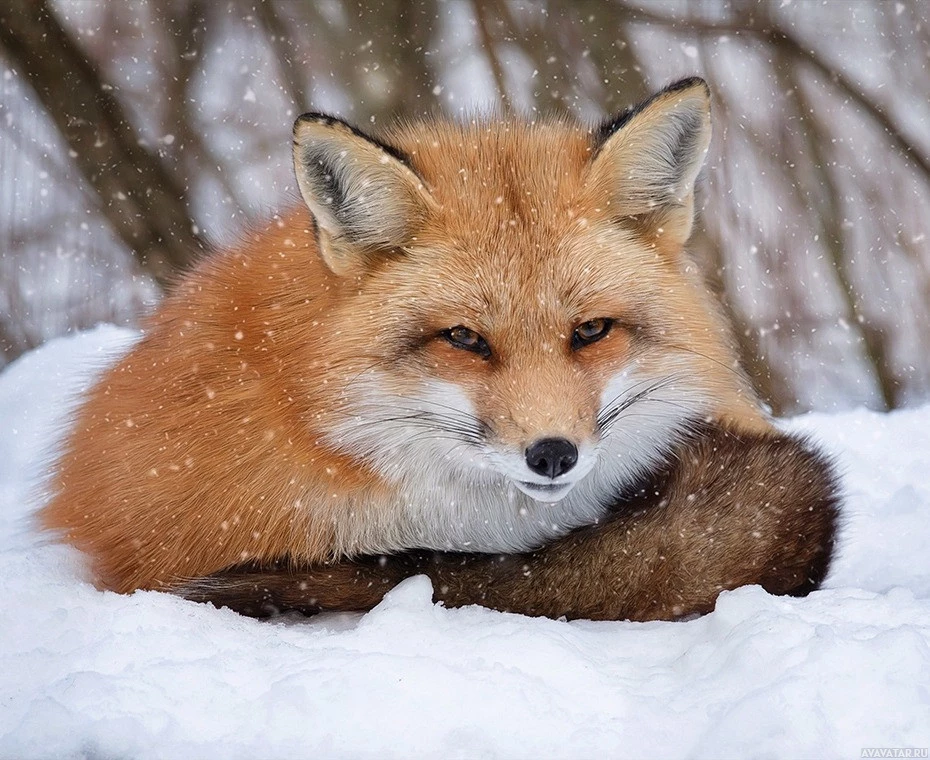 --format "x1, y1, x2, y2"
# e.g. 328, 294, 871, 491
587, 77, 712, 248
292, 114, 436, 275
